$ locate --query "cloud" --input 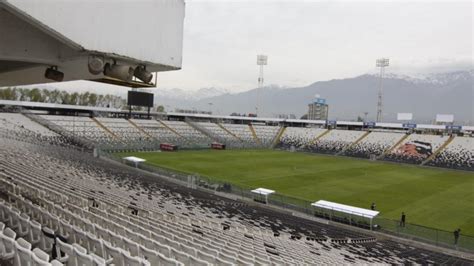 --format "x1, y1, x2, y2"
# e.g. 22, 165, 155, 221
155, 1, 472, 92
7, 1, 472, 94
